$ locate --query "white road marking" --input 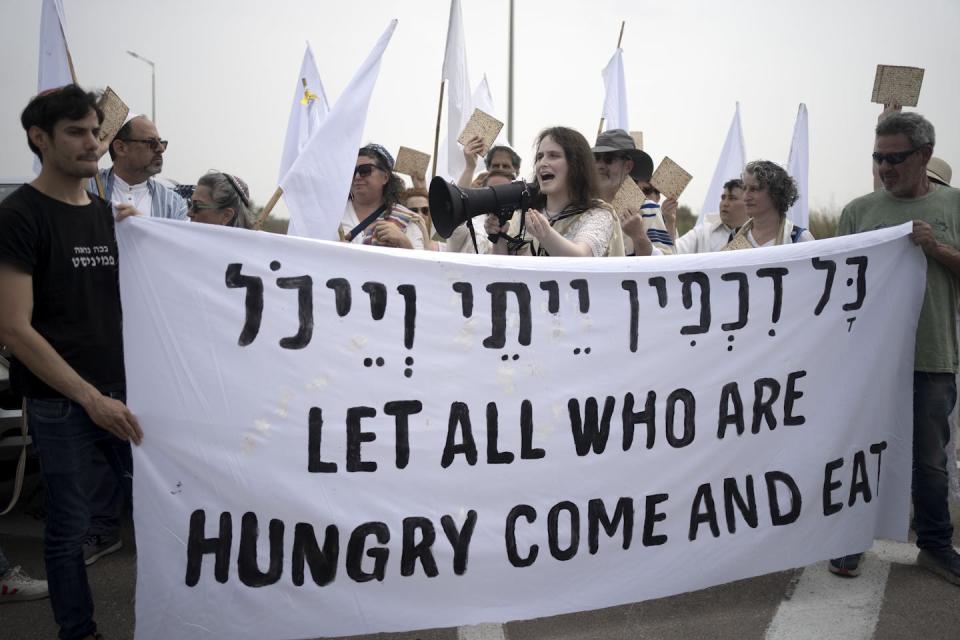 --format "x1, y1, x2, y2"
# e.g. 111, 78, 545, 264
457, 623, 507, 640
764, 540, 918, 640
